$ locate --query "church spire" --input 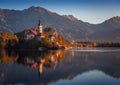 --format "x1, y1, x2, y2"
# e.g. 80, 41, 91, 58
38, 19, 43, 34
38, 19, 41, 26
